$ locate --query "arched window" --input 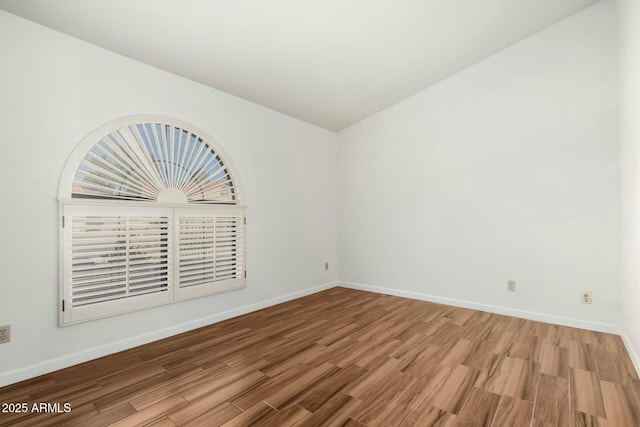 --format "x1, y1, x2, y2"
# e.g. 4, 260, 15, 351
58, 116, 246, 326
